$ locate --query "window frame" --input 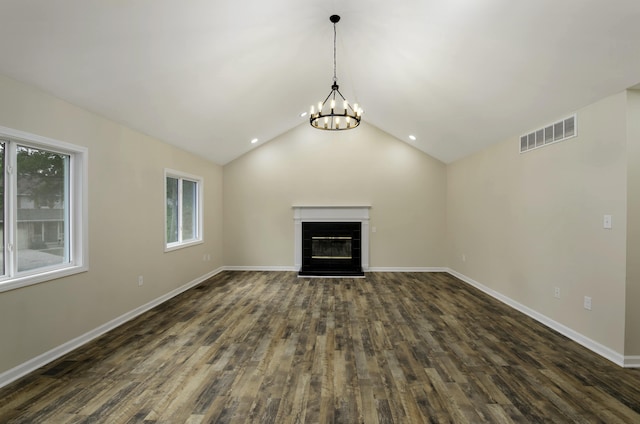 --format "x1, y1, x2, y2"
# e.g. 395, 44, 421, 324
164, 168, 203, 252
0, 125, 88, 293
